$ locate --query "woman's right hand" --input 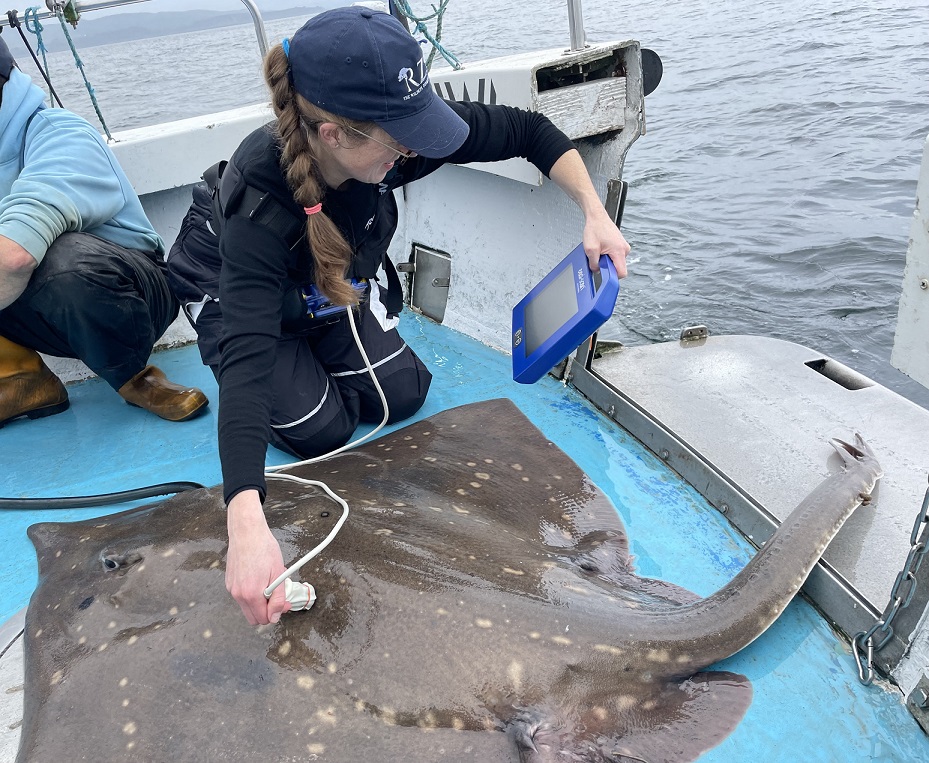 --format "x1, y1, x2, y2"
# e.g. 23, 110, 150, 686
226, 489, 291, 625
